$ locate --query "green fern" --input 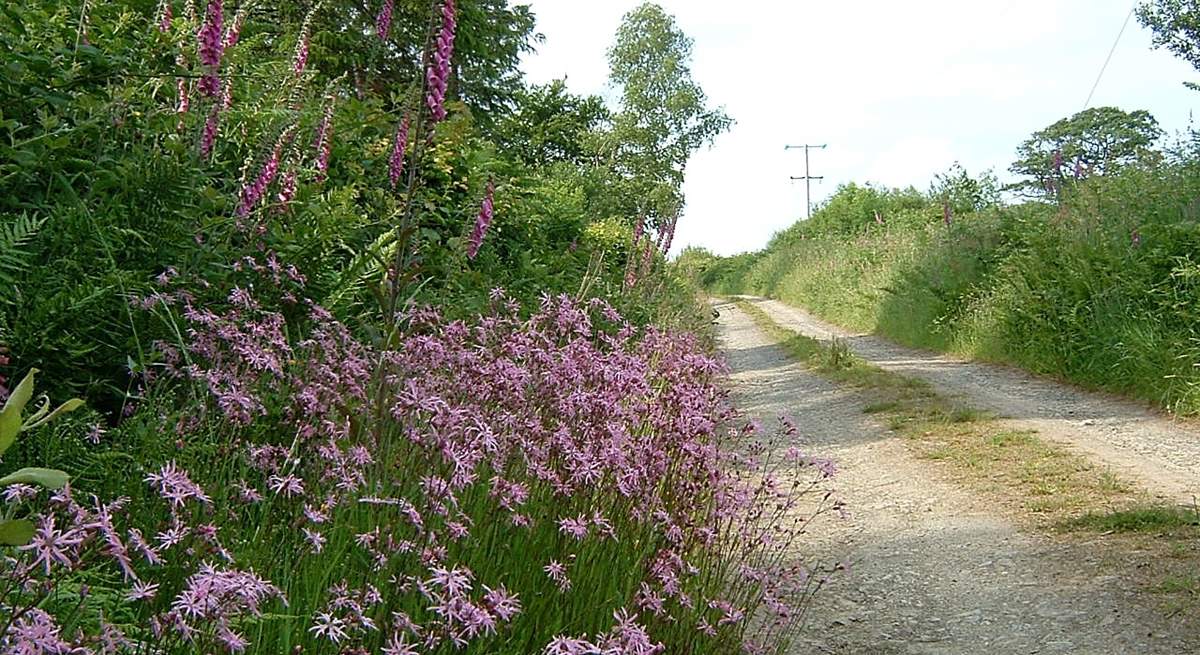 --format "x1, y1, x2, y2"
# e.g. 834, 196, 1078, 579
0, 213, 45, 304
324, 225, 400, 313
